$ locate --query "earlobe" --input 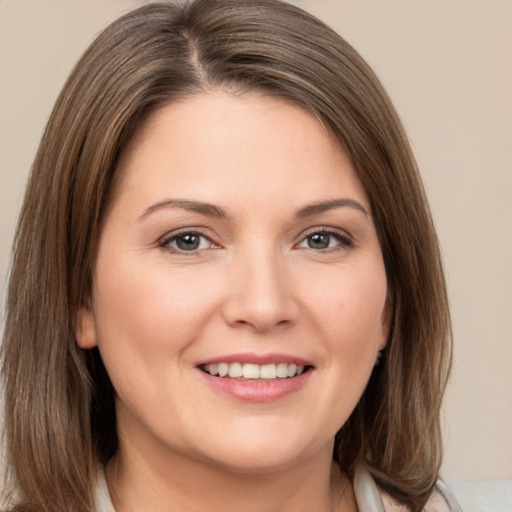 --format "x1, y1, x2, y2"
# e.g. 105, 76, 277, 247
75, 303, 98, 349
380, 292, 393, 349
375, 299, 391, 366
